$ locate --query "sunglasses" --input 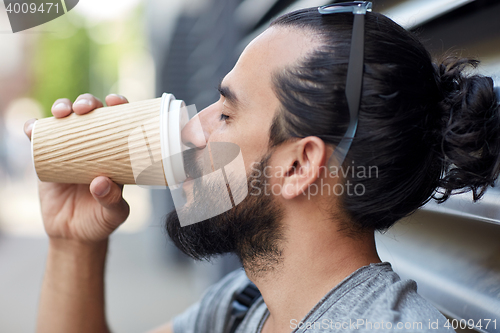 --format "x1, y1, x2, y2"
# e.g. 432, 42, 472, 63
318, 1, 372, 171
